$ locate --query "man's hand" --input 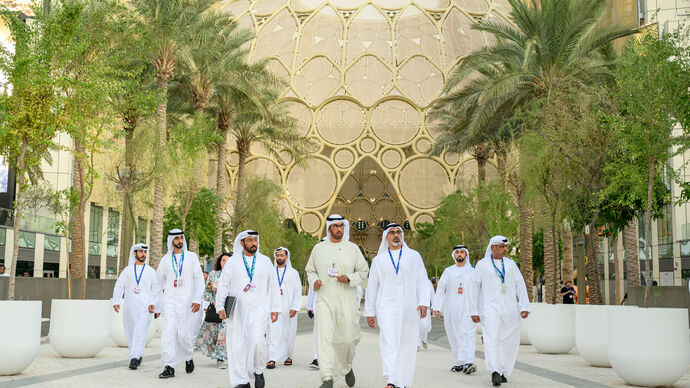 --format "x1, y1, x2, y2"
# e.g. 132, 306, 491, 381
219, 310, 227, 320
366, 316, 376, 329
191, 303, 201, 313
289, 310, 297, 318
471, 315, 481, 323
417, 305, 427, 318
154, 313, 160, 319
271, 312, 279, 323
314, 280, 323, 290
520, 311, 529, 319
434, 310, 441, 319
148, 305, 155, 314
335, 274, 349, 283
113, 305, 120, 313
